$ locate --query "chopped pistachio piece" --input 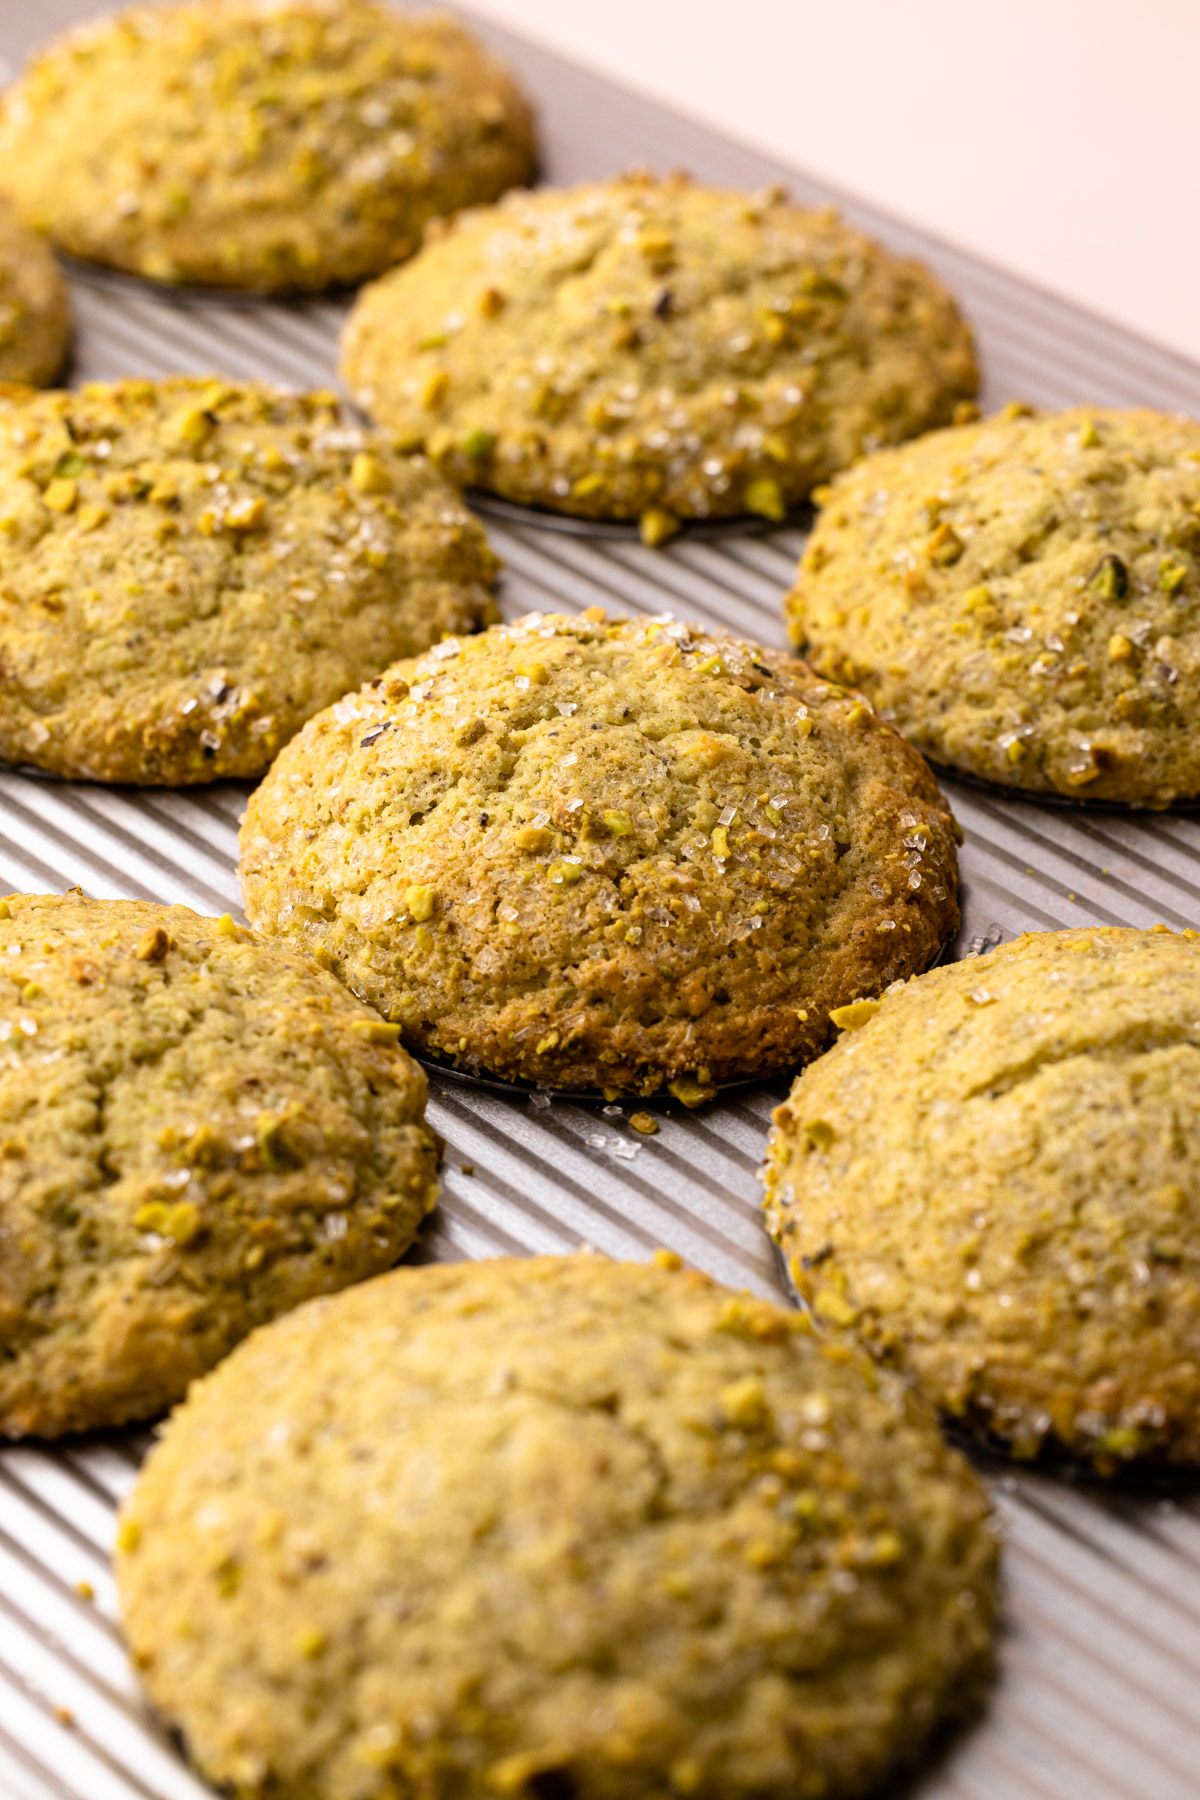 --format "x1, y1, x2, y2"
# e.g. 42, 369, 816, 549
404, 884, 437, 921
226, 495, 268, 532
744, 477, 786, 522
718, 1374, 772, 1429
639, 506, 680, 548
813, 1288, 858, 1327
353, 1018, 402, 1043
926, 521, 963, 565
350, 451, 391, 494
1089, 553, 1128, 600
420, 370, 450, 409
460, 427, 496, 458
43, 477, 77, 513
1159, 557, 1187, 595
667, 1075, 718, 1108
169, 405, 214, 447
829, 999, 880, 1031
